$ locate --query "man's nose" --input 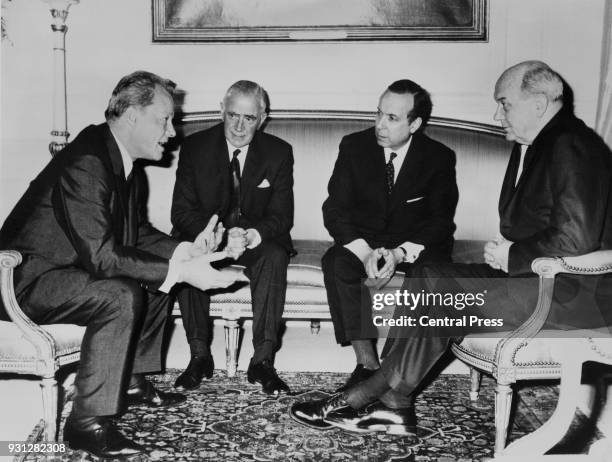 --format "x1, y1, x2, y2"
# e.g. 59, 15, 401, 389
493, 105, 504, 121
166, 120, 176, 138
375, 116, 386, 130
236, 116, 245, 131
